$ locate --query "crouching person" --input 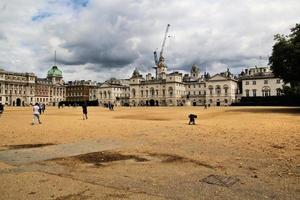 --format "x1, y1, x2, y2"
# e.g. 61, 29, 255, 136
188, 114, 197, 125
